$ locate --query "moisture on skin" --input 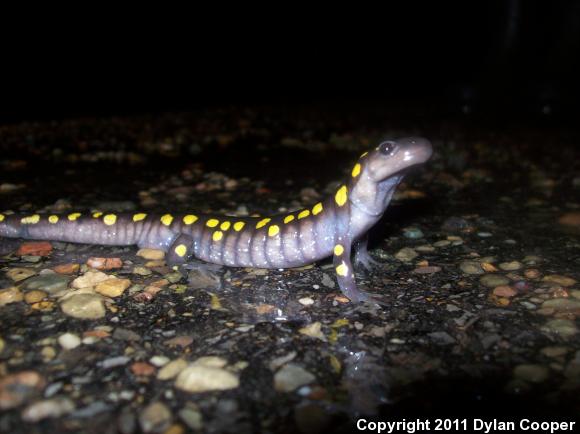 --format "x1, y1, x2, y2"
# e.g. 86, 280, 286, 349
0, 137, 433, 302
